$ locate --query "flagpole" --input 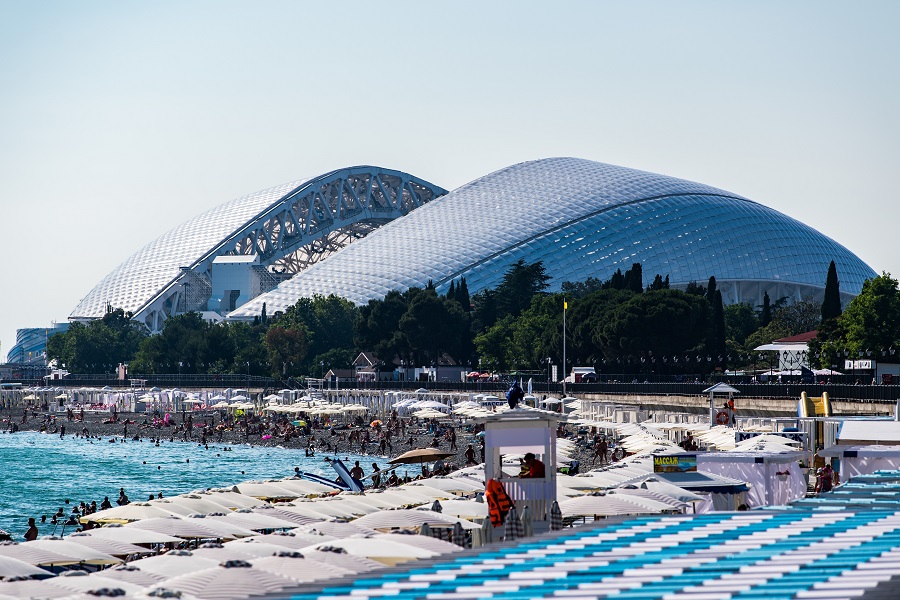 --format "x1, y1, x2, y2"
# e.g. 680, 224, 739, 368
562, 298, 567, 398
